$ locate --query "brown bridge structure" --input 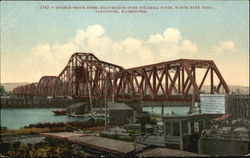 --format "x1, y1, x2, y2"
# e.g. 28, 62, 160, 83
12, 52, 230, 102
